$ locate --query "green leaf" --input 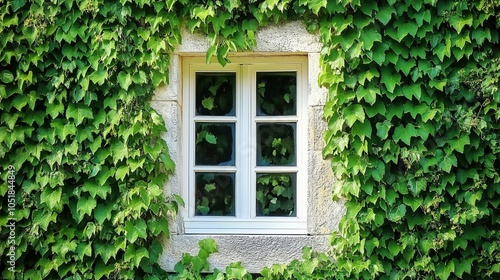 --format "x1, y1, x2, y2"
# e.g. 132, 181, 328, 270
111, 141, 128, 163
343, 104, 365, 127
449, 14, 473, 34
66, 103, 93, 126
436, 260, 455, 280
393, 123, 418, 145
396, 21, 418, 41
94, 203, 114, 224
351, 120, 372, 141
387, 204, 406, 222
76, 242, 92, 260
376, 120, 392, 140
199, 238, 218, 255
402, 84, 422, 100
356, 85, 378, 105
125, 219, 147, 242
117, 71, 132, 90
12, 0, 26, 12
40, 187, 62, 210
472, 28, 491, 44
94, 259, 114, 279
429, 79, 447, 91
205, 133, 217, 144
438, 153, 457, 173
360, 27, 381, 50
201, 97, 214, 110
403, 196, 423, 212
89, 67, 108, 85
448, 133, 470, 153
115, 165, 129, 181
381, 67, 401, 93
77, 196, 97, 218
377, 5, 396, 25
395, 58, 416, 76
81, 181, 111, 200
